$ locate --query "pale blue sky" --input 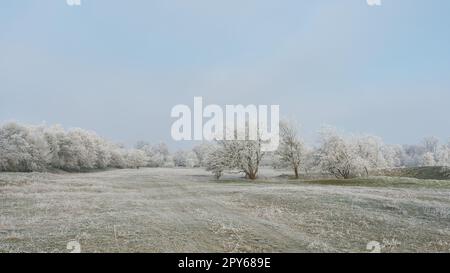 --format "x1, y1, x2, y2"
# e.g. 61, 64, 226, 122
1, 0, 449, 148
